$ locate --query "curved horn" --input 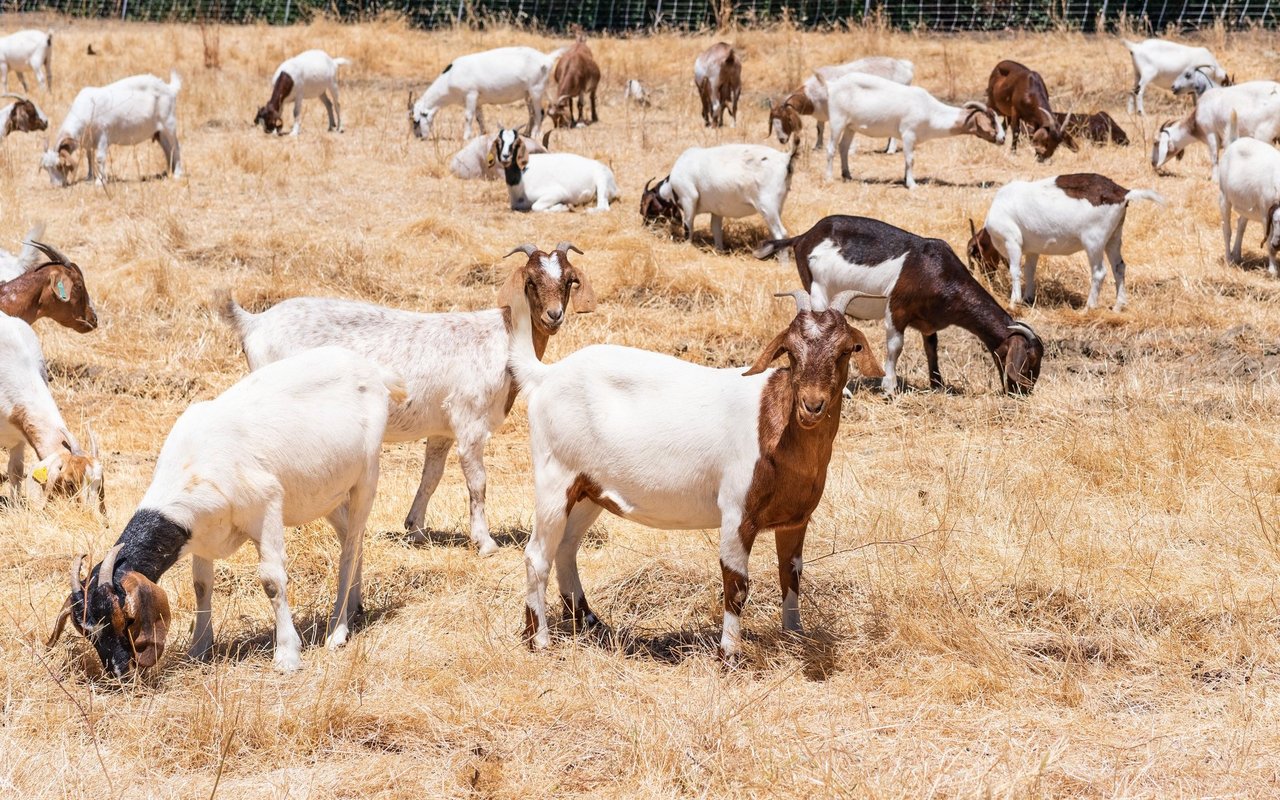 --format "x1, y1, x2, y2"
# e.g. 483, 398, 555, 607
963, 101, 990, 113
773, 290, 812, 313
827, 290, 886, 316
0, 93, 28, 103
97, 543, 123, 587
69, 554, 86, 594
504, 243, 540, 259
1008, 322, 1039, 343
644, 176, 656, 193
555, 241, 583, 256
28, 240, 71, 267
